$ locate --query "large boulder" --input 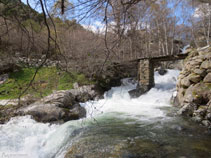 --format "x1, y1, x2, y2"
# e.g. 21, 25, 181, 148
17, 90, 86, 123
69, 84, 102, 102
15, 84, 102, 123
185, 83, 211, 104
